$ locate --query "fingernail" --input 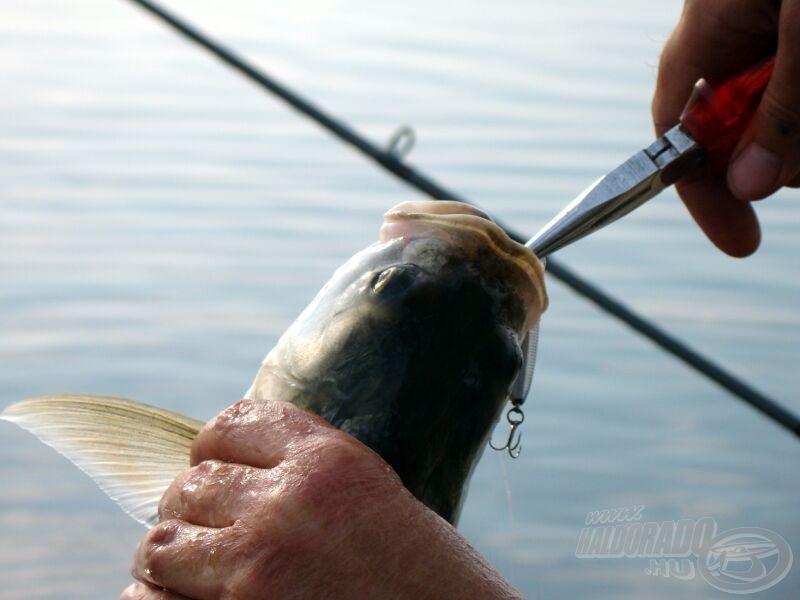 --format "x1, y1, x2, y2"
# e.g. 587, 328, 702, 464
728, 143, 781, 200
